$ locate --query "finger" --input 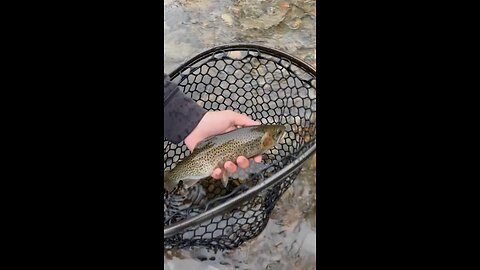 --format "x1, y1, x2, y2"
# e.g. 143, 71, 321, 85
211, 168, 223, 179
229, 111, 261, 127
224, 161, 237, 173
237, 156, 249, 169
253, 155, 262, 163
